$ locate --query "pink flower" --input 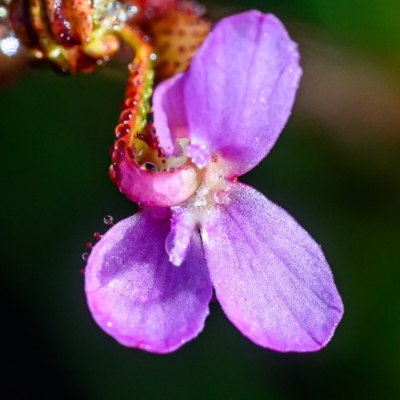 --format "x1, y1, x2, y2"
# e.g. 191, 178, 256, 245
85, 10, 343, 353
